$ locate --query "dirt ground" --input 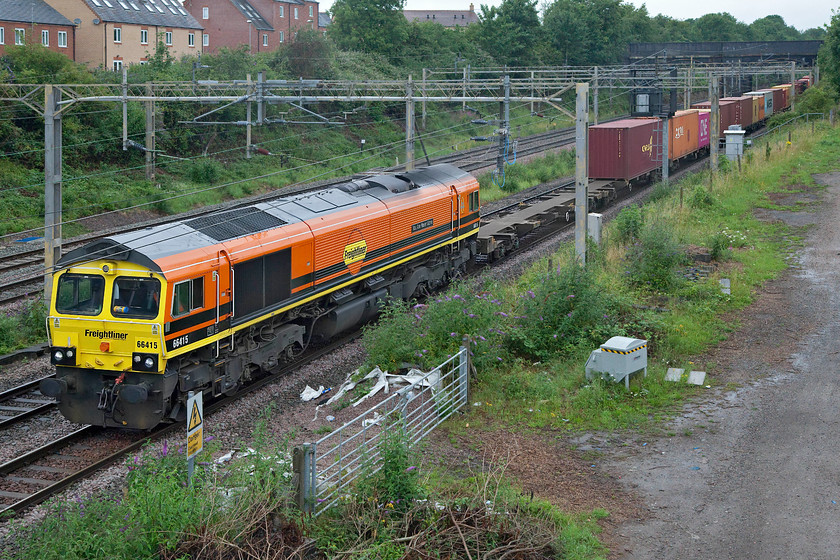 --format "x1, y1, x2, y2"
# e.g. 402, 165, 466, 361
423, 174, 840, 558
